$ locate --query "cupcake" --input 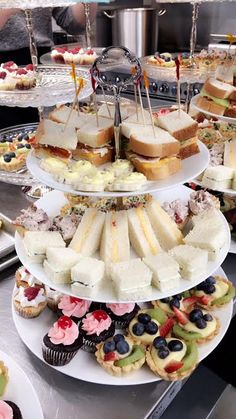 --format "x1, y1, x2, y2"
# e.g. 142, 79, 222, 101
0, 361, 8, 397
95, 334, 145, 376
42, 315, 83, 366
45, 286, 63, 312
15, 266, 44, 289
13, 286, 47, 318
79, 310, 115, 353
105, 303, 140, 329
57, 296, 91, 323
0, 400, 22, 419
